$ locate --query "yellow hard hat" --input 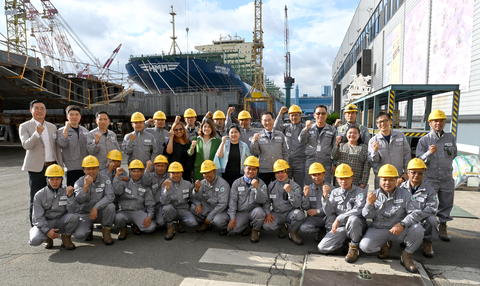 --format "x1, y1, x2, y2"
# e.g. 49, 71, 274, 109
243, 156, 260, 167
107, 149, 122, 161
407, 158, 427, 170
344, 104, 358, 113
184, 108, 197, 118
308, 162, 326, 174
168, 161, 184, 172
128, 159, 145, 170
273, 159, 290, 172
154, 155, 169, 164
153, 111, 167, 120
45, 164, 65, 177
131, 112, 146, 122
288, 105, 302, 114
378, 164, 399, 177
428, 109, 447, 122
200, 160, 217, 173
213, 110, 226, 120
238, 110, 251, 120
335, 163, 354, 178
82, 155, 100, 168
